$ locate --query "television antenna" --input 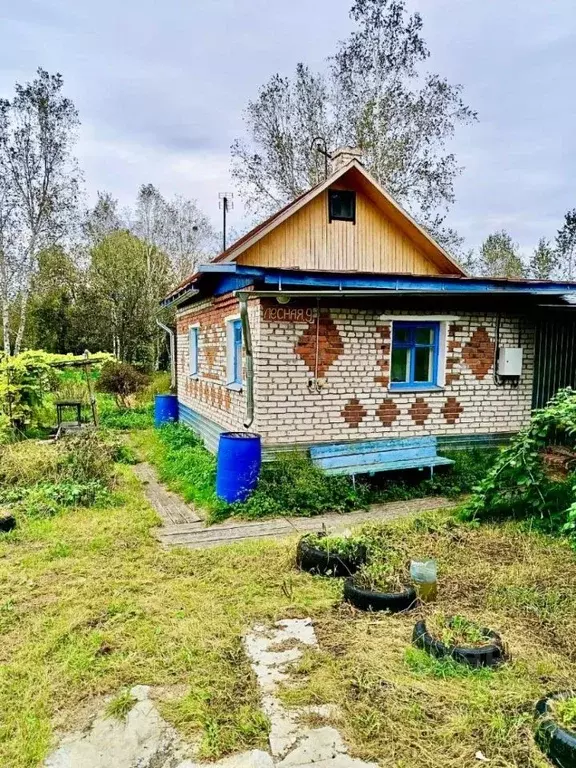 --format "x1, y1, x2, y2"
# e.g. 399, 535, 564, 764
219, 192, 234, 251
